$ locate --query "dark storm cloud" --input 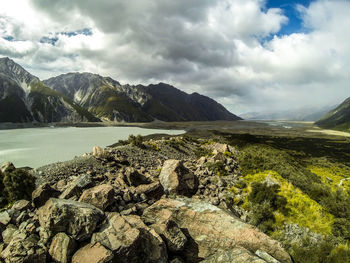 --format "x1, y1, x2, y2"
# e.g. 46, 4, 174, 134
1, 0, 349, 114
